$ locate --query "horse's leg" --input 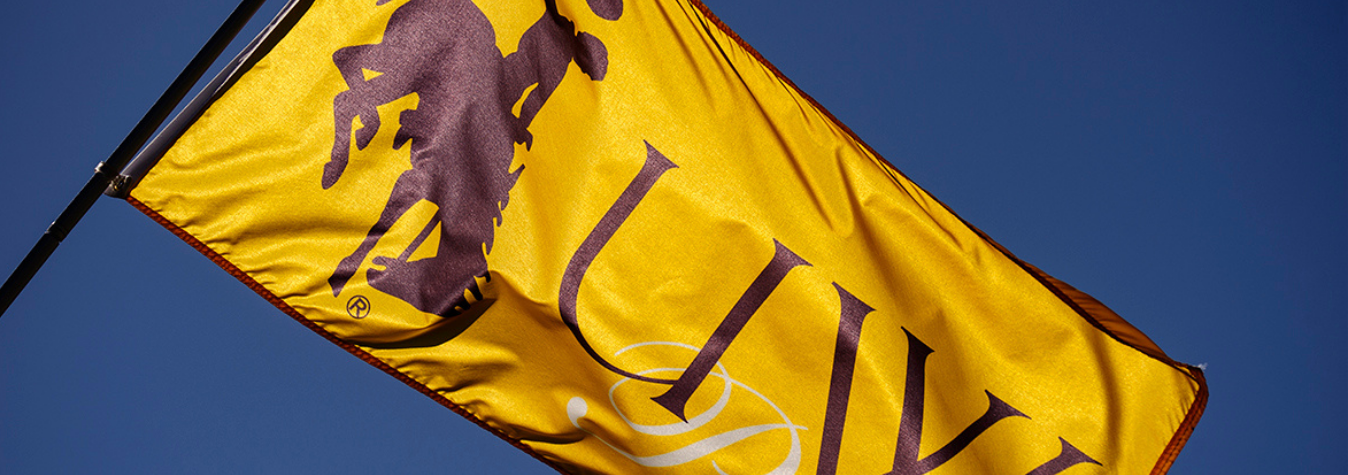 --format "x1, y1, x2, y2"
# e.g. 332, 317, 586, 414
367, 178, 497, 316
332, 44, 381, 89
368, 219, 484, 317
328, 167, 430, 296
327, 55, 414, 188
